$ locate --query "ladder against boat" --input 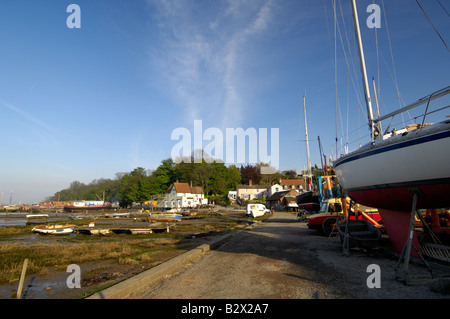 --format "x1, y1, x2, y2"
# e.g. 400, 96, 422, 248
338, 219, 382, 253
420, 243, 450, 263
